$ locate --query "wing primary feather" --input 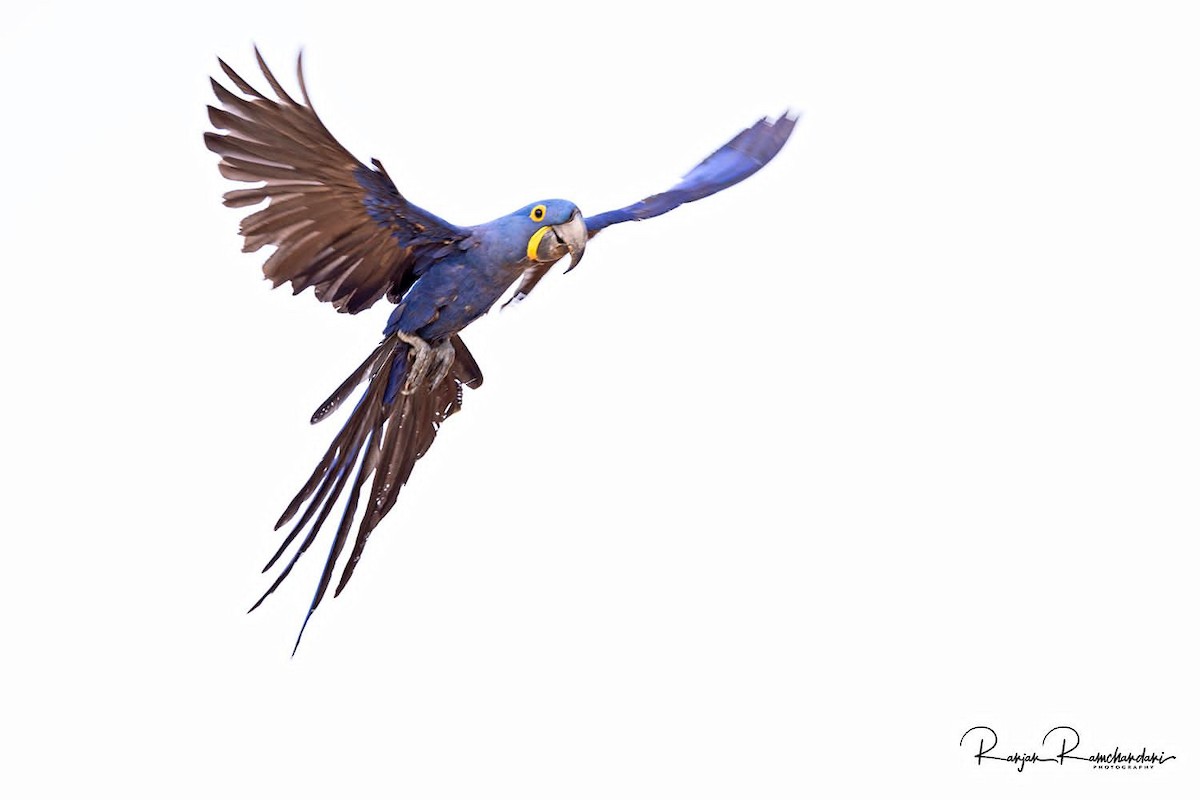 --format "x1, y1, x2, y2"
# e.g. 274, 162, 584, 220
292, 50, 340, 144
253, 45, 299, 106
217, 58, 269, 100
207, 49, 468, 314
218, 156, 304, 183
203, 131, 296, 171
221, 184, 322, 208
295, 50, 314, 109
